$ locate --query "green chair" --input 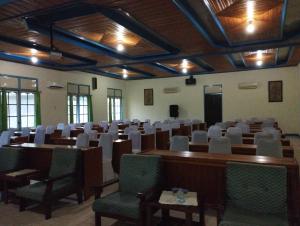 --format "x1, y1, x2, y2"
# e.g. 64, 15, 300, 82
0, 147, 24, 199
16, 148, 83, 219
93, 154, 161, 226
218, 162, 289, 226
